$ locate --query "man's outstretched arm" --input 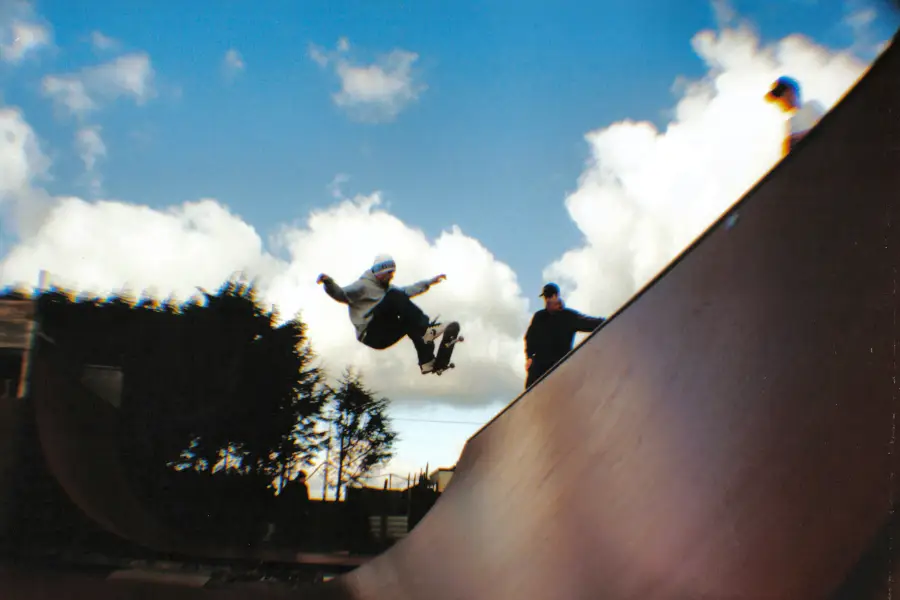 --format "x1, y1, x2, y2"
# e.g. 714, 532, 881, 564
317, 274, 363, 304
399, 274, 446, 297
568, 309, 606, 333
